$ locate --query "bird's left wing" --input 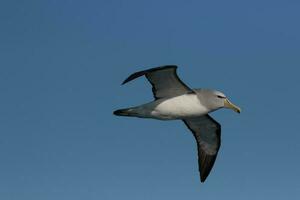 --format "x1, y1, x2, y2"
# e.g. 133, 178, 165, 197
122, 65, 193, 99
183, 115, 221, 182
